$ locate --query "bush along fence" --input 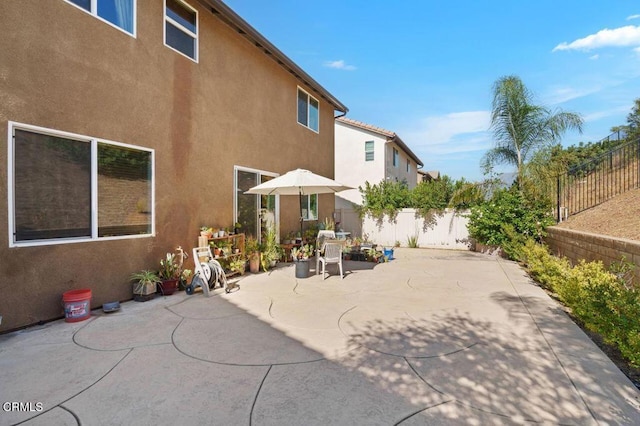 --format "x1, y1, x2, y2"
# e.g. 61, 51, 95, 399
556, 137, 640, 221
